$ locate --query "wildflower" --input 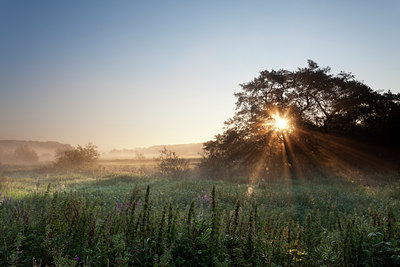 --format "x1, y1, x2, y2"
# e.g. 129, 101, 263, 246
197, 189, 210, 206
0, 194, 11, 205
116, 200, 122, 210
136, 199, 141, 208
75, 255, 79, 261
